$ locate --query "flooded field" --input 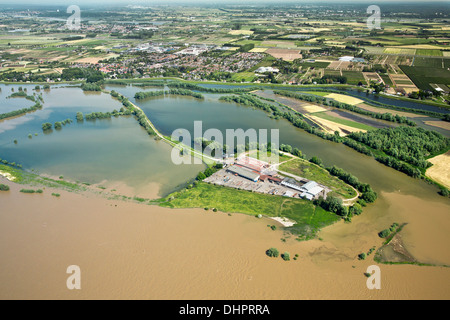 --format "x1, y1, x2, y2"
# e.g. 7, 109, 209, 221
0, 84, 204, 197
